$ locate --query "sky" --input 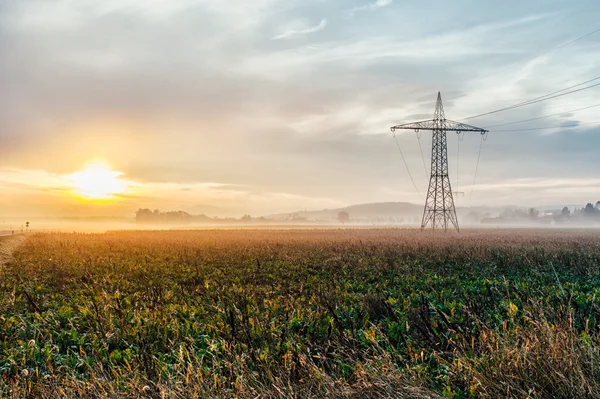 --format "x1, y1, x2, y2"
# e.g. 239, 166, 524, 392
1, 0, 600, 218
